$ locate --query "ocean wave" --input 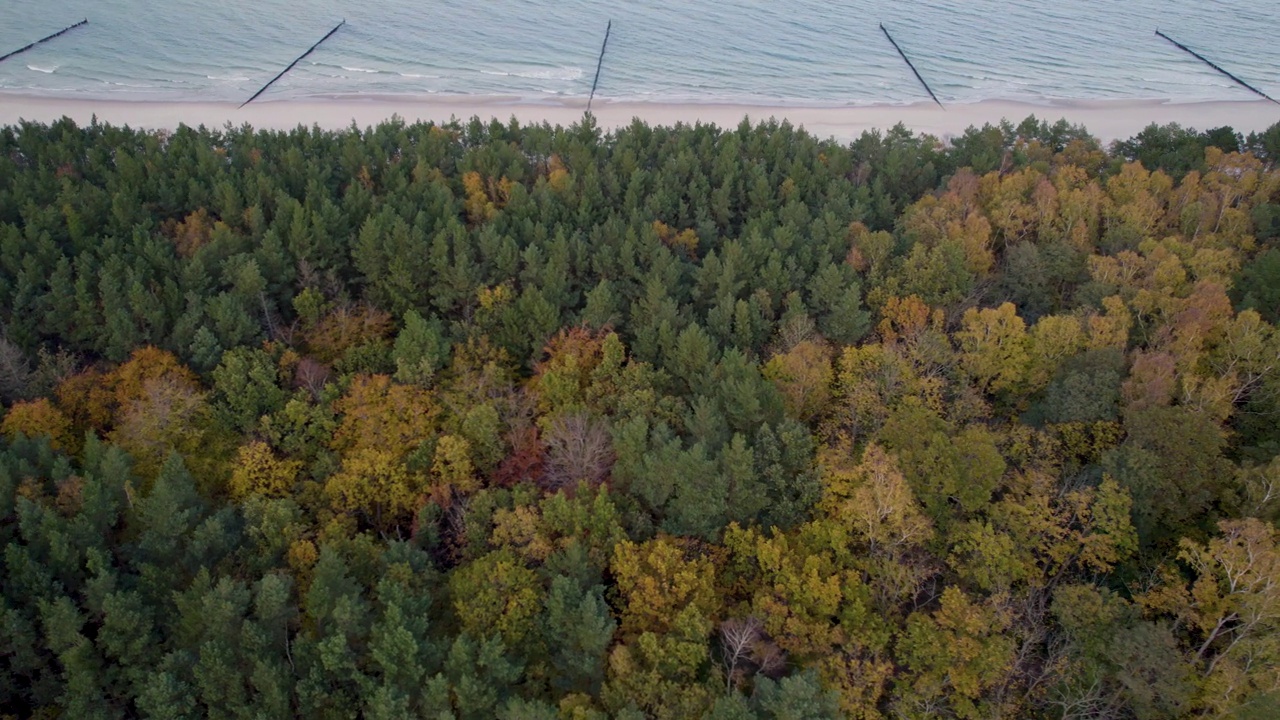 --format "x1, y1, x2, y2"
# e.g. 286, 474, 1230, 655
342, 66, 380, 74
27, 65, 57, 74
102, 80, 159, 89
481, 66, 584, 82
